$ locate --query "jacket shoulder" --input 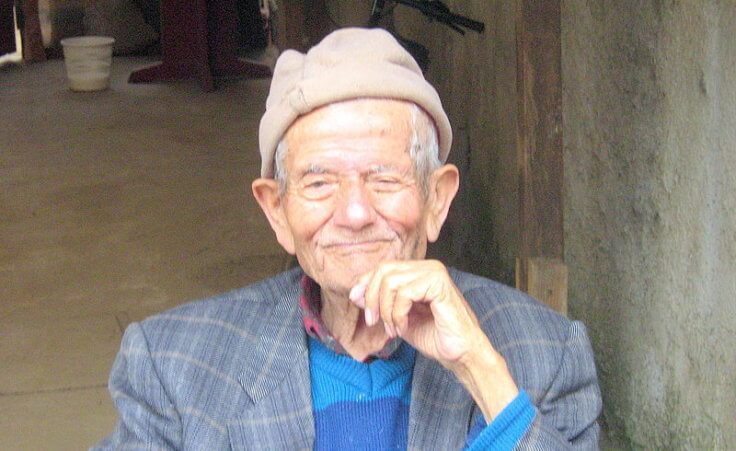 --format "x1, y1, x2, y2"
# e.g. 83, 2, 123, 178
449, 268, 593, 400
116, 268, 302, 408
126, 268, 302, 373
139, 268, 301, 334
449, 267, 570, 337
